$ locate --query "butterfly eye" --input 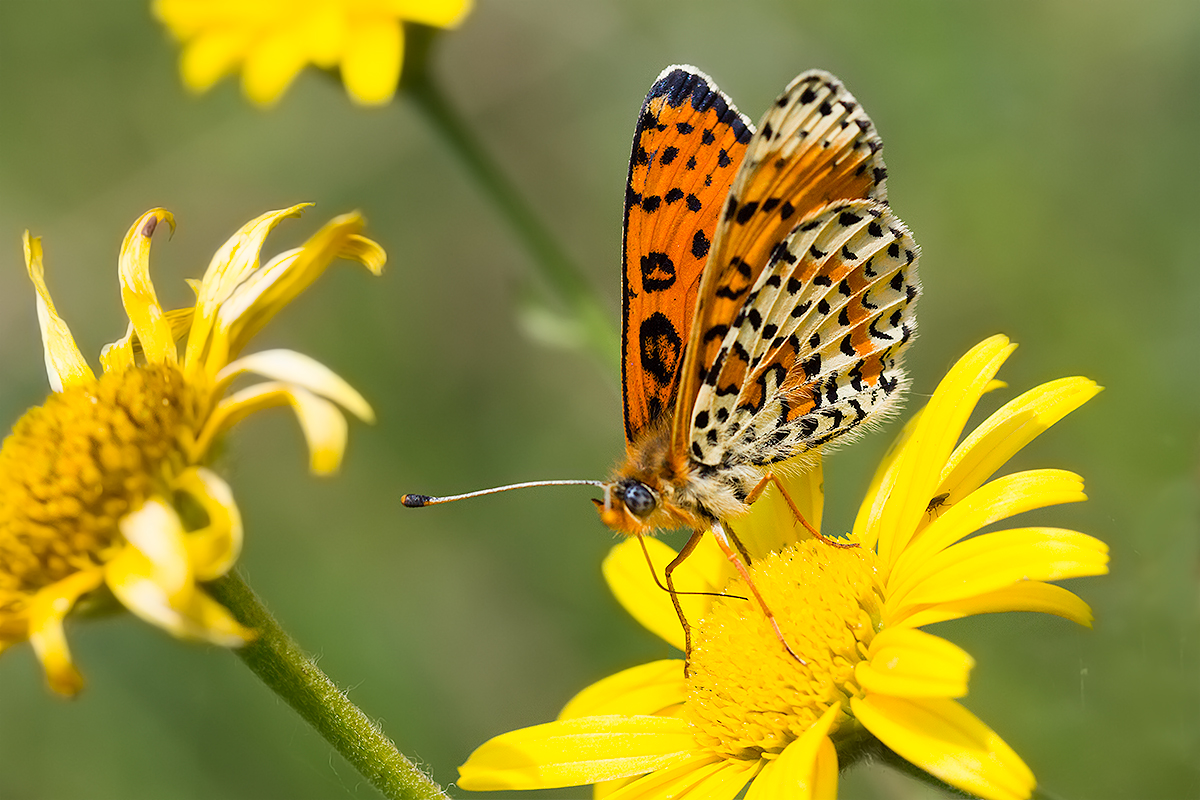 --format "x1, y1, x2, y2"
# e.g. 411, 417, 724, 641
622, 482, 657, 517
